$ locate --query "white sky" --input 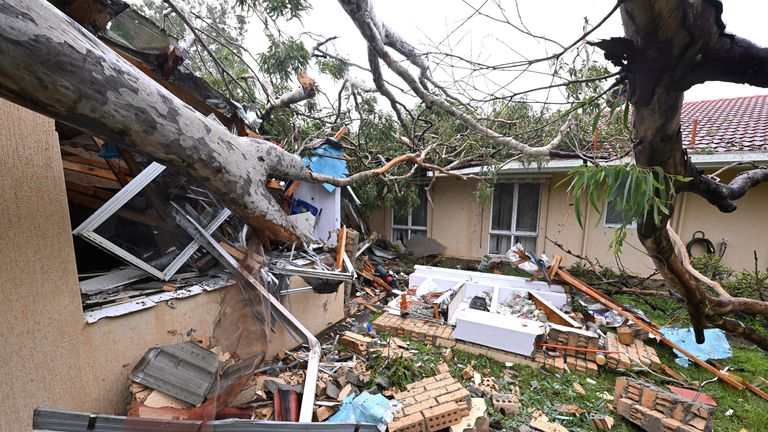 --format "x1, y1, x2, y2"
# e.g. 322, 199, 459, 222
243, 0, 768, 107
